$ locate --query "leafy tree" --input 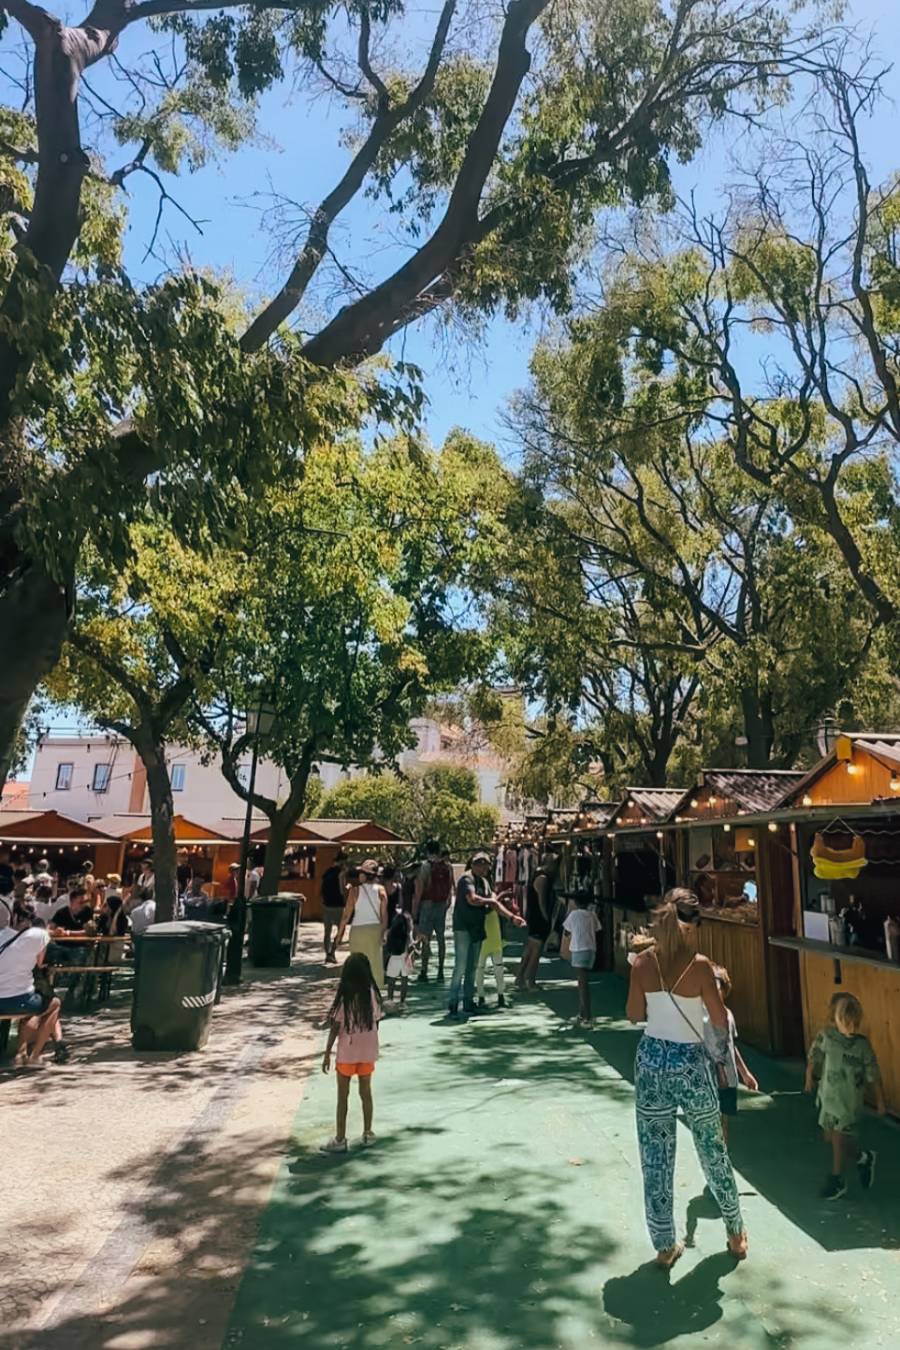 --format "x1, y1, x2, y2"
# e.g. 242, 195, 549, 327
0, 0, 839, 784
508, 345, 879, 771
43, 529, 233, 920
318, 763, 499, 858
197, 430, 507, 893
